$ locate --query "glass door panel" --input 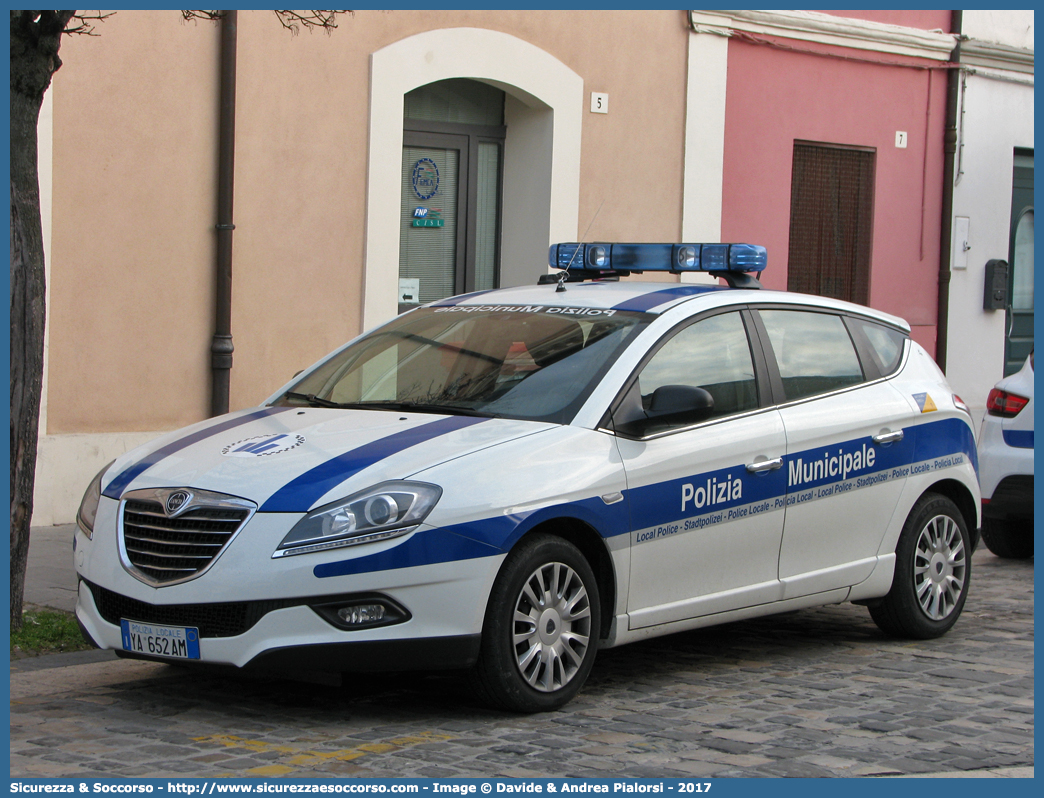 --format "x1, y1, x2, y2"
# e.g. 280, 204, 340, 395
474, 141, 501, 292
399, 138, 467, 312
